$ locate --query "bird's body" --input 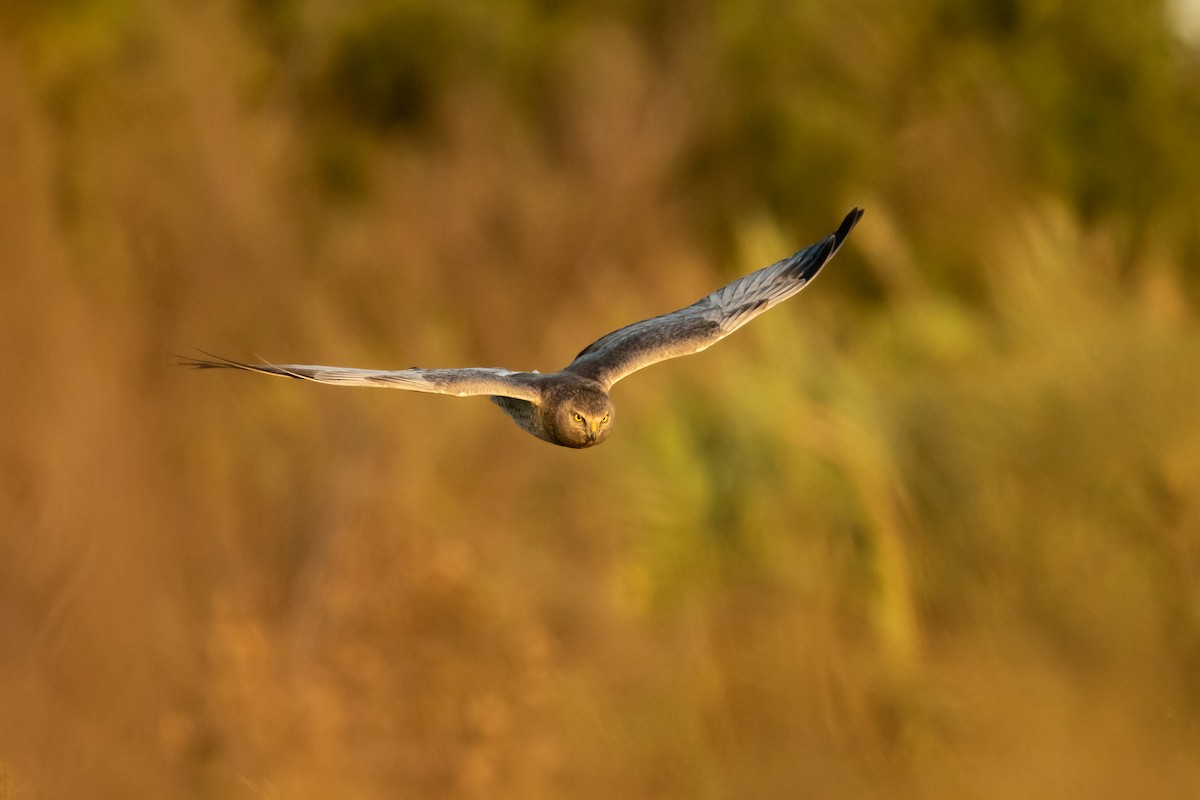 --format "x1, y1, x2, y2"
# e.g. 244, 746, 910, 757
184, 208, 863, 448
489, 373, 615, 448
